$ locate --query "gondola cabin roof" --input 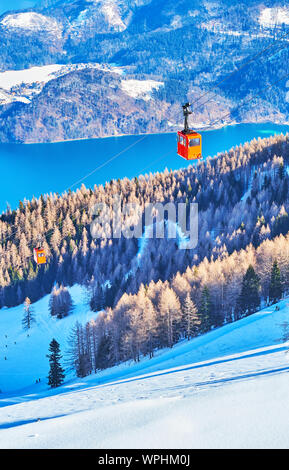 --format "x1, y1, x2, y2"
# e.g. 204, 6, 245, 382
178, 130, 200, 138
